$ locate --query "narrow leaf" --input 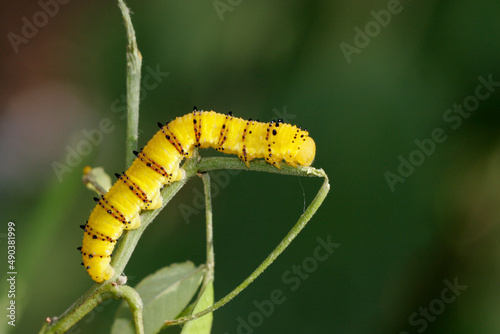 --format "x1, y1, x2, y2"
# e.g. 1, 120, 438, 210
180, 280, 214, 334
